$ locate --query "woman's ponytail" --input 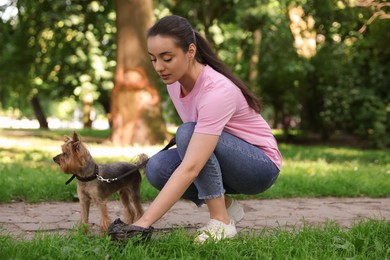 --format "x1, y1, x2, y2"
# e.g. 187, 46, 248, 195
194, 31, 262, 113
